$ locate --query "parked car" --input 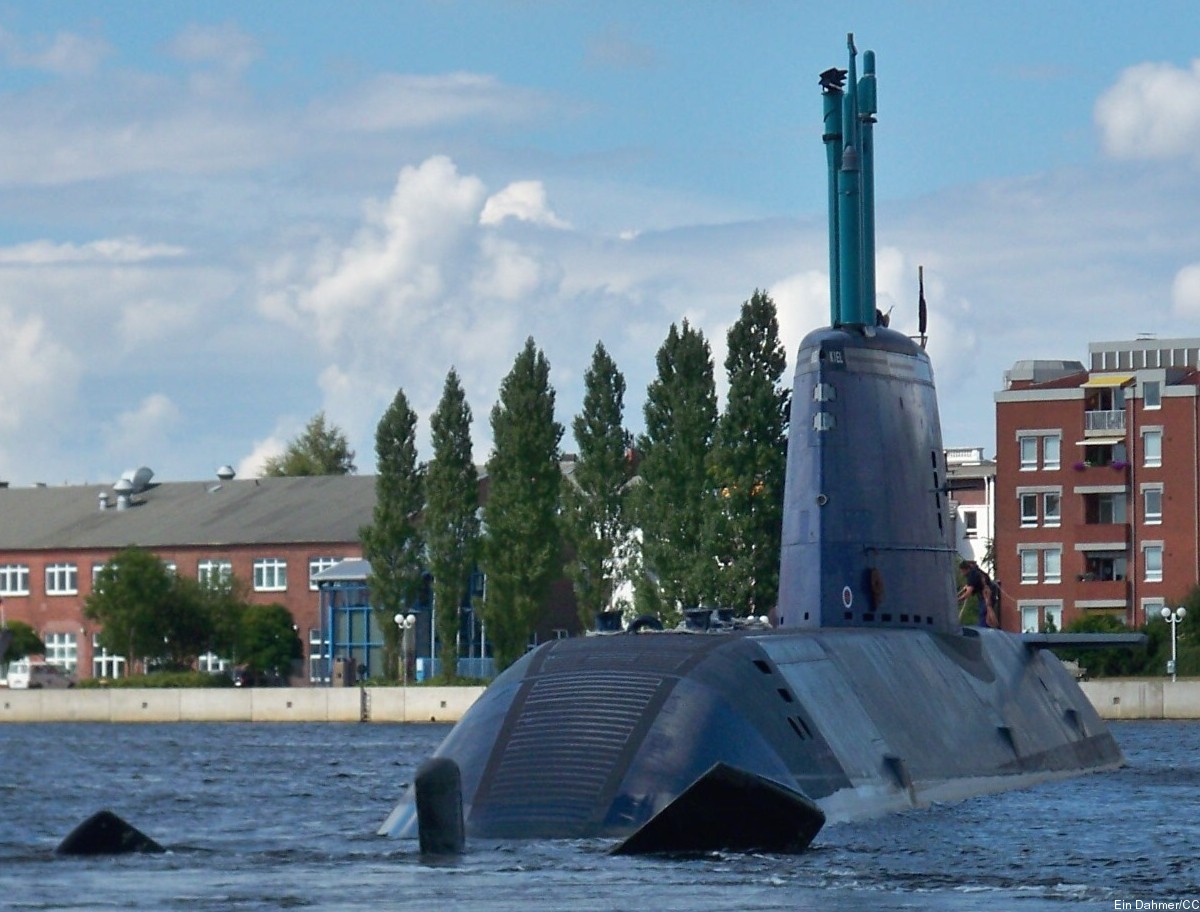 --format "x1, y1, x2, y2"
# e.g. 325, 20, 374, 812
7, 660, 77, 689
